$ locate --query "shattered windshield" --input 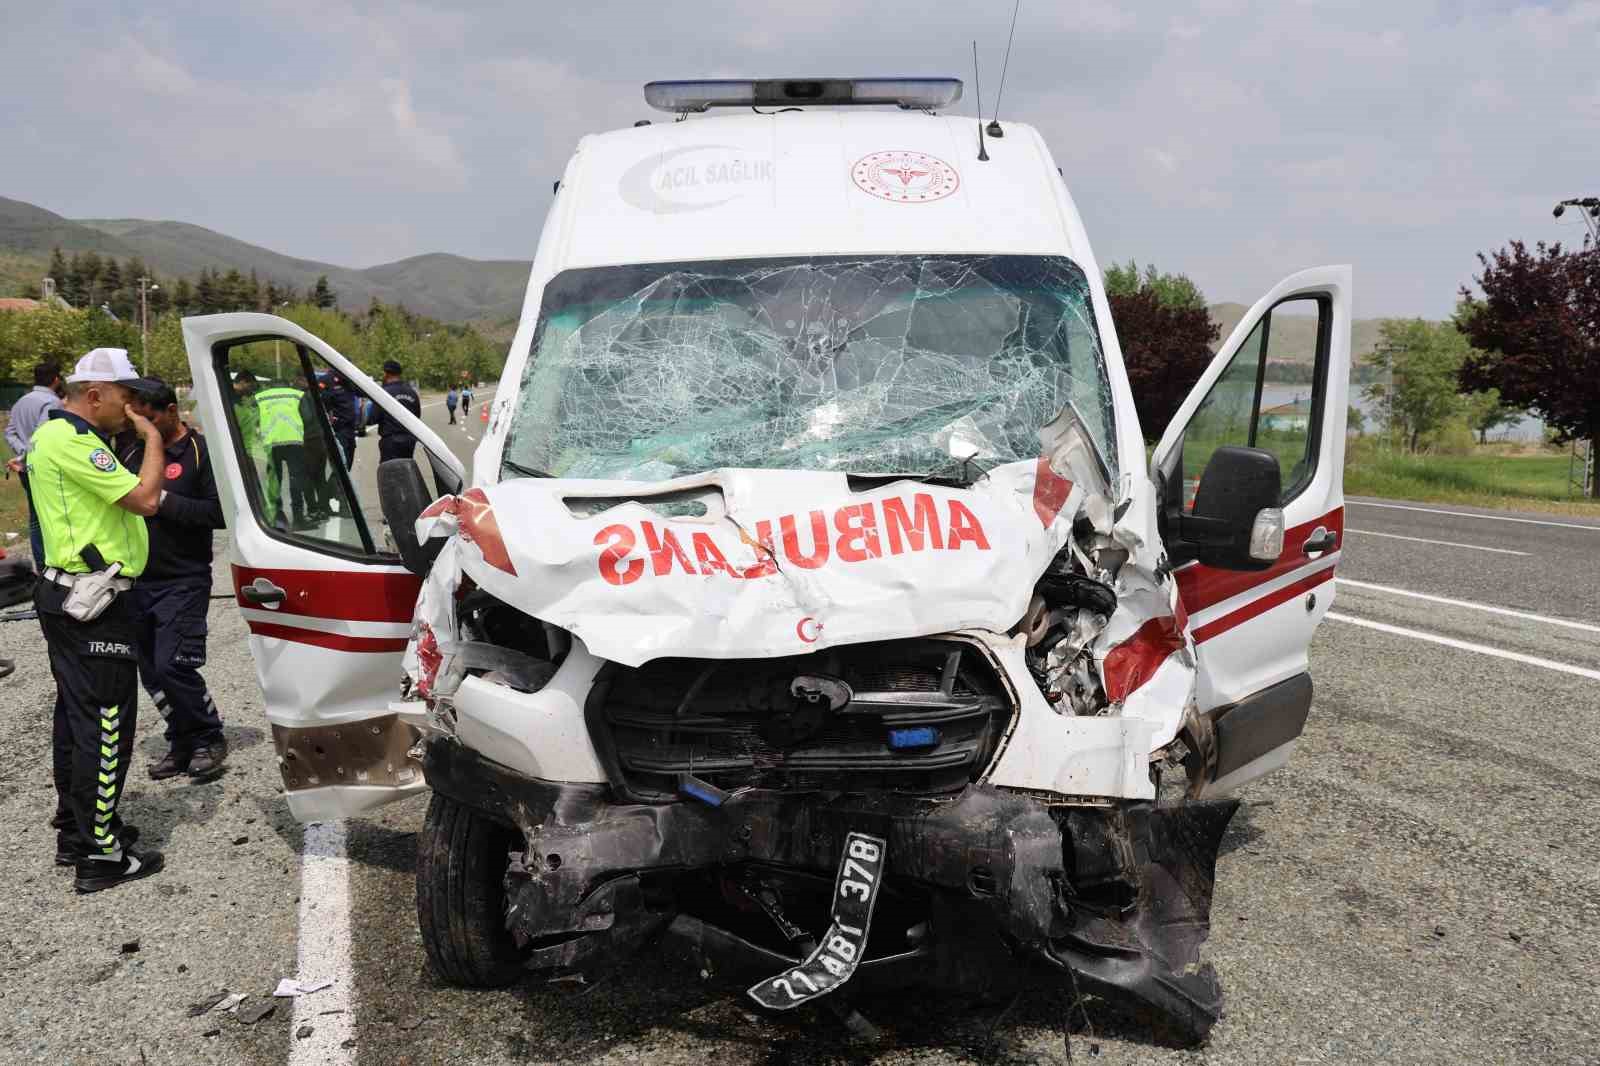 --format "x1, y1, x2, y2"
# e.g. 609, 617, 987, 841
502, 254, 1116, 483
